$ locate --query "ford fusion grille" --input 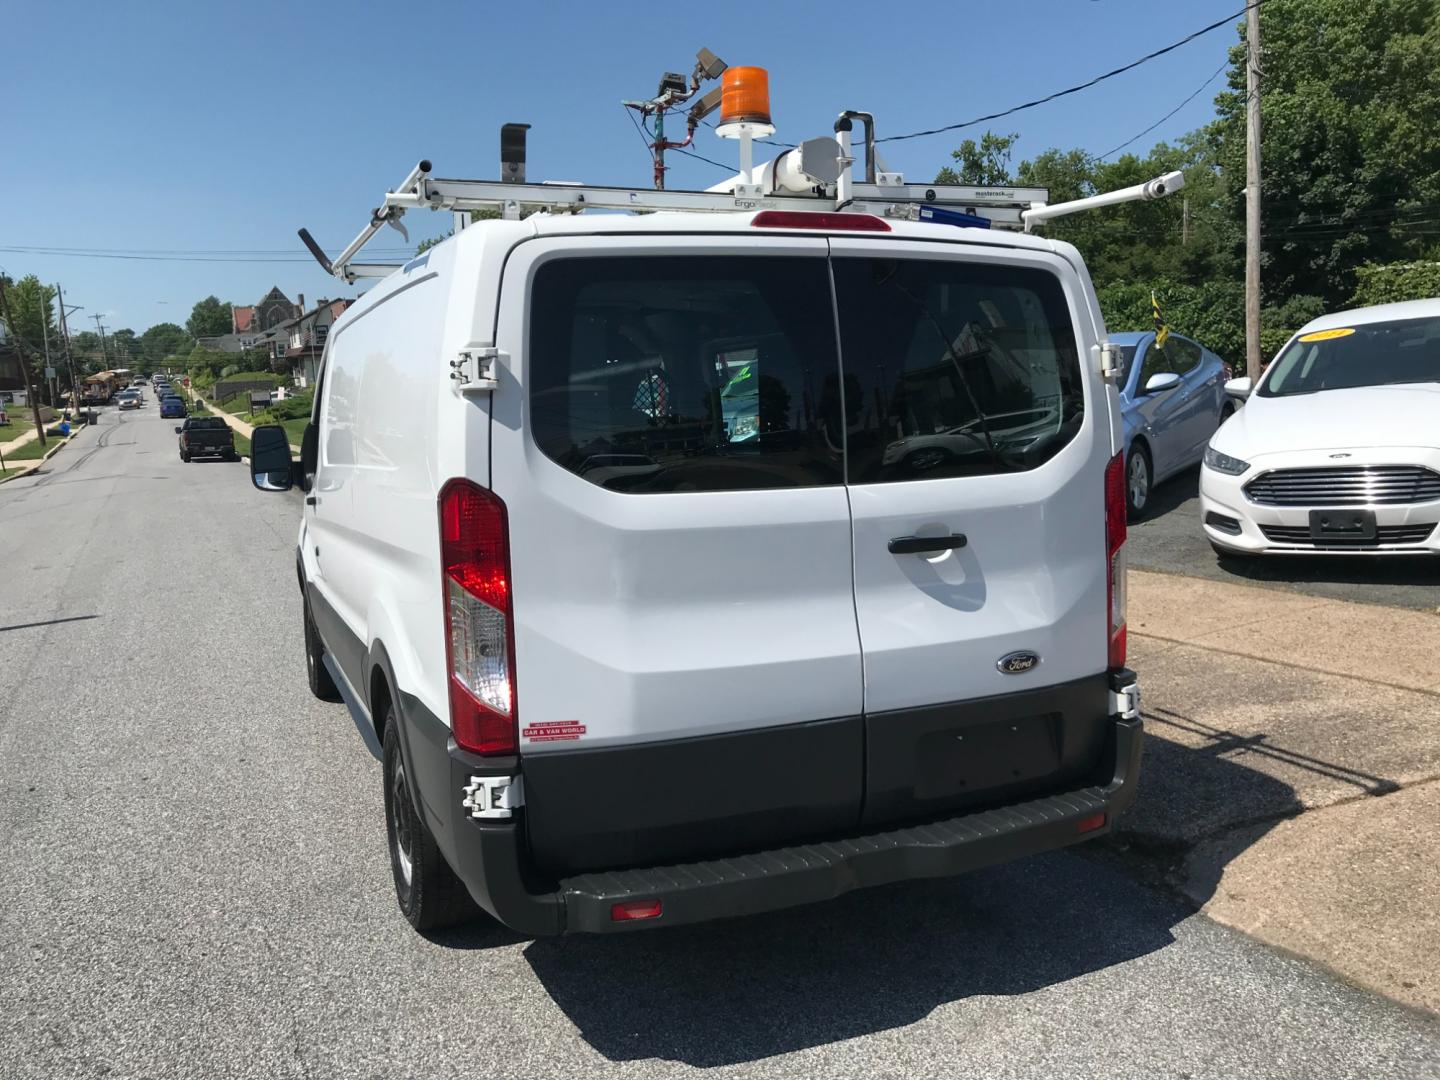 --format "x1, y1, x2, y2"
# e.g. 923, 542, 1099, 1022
1244, 466, 1440, 506
1260, 523, 1437, 547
